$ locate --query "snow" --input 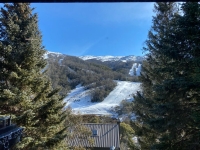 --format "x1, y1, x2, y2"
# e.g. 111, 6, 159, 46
129, 63, 142, 76
44, 51, 144, 63
132, 136, 138, 144
79, 55, 123, 62
43, 51, 63, 59
64, 81, 141, 115
79, 55, 144, 62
